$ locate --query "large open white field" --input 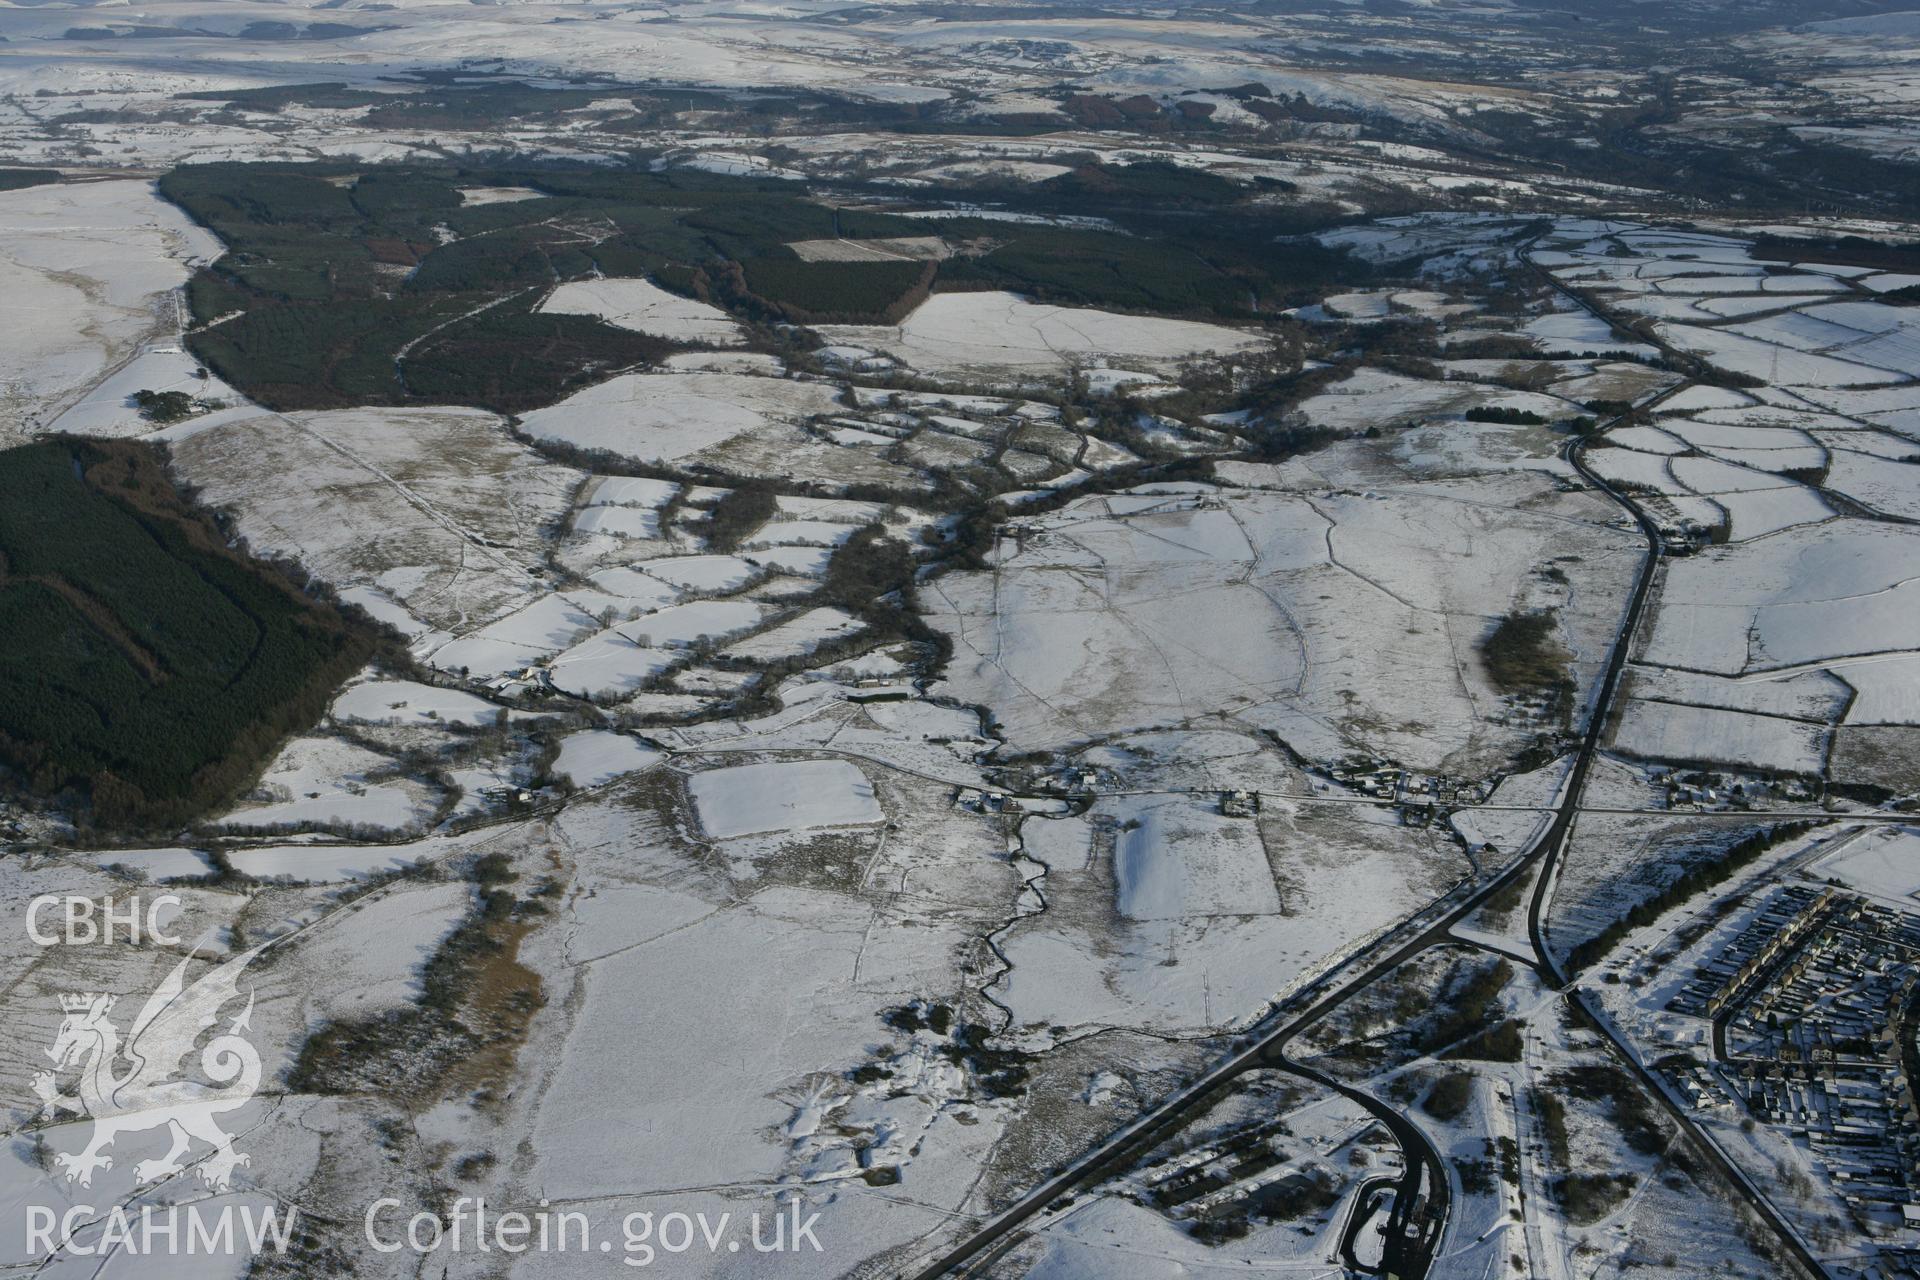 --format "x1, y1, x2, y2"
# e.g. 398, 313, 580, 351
1640, 521, 1920, 674
687, 759, 884, 838
0, 179, 219, 441
930, 474, 1637, 773
520, 370, 845, 463
538, 277, 746, 346
1612, 699, 1829, 774
171, 405, 578, 635
820, 290, 1267, 379
1808, 826, 1920, 902
1113, 795, 1282, 920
